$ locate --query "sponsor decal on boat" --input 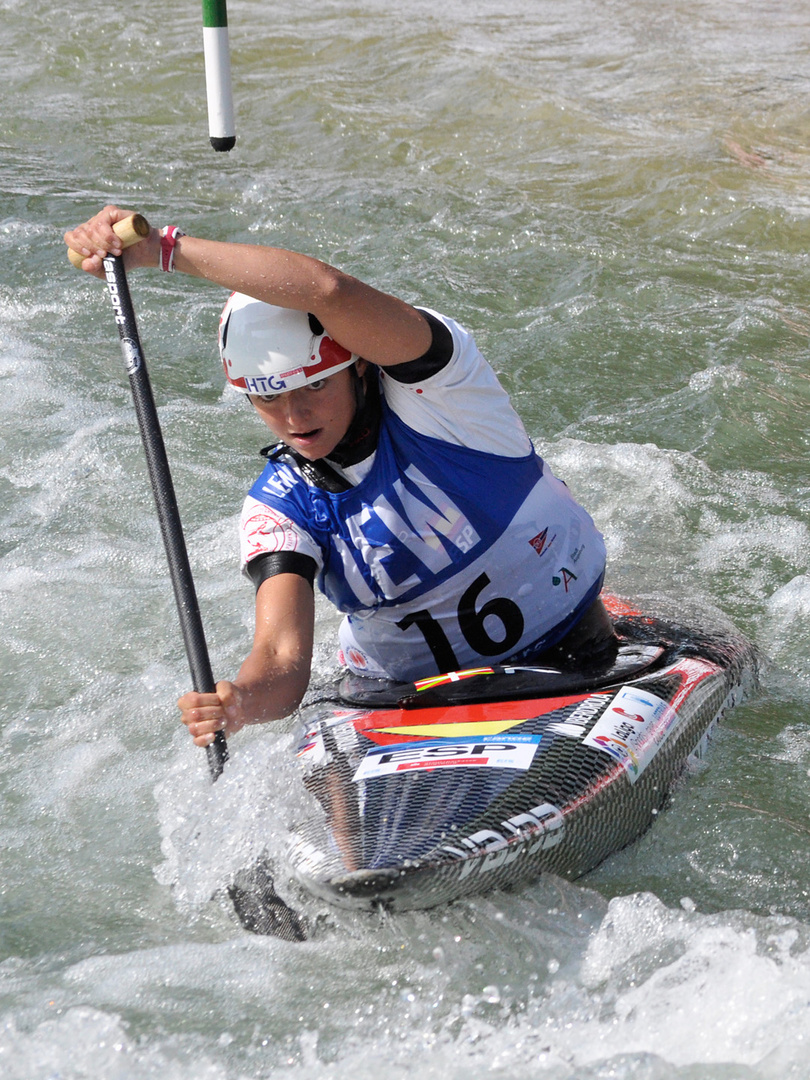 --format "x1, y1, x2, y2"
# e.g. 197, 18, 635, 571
583, 685, 679, 782
295, 731, 324, 759
364, 718, 536, 739
546, 692, 612, 738
439, 801, 564, 880
352, 734, 542, 781
351, 693, 593, 746
296, 709, 370, 762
